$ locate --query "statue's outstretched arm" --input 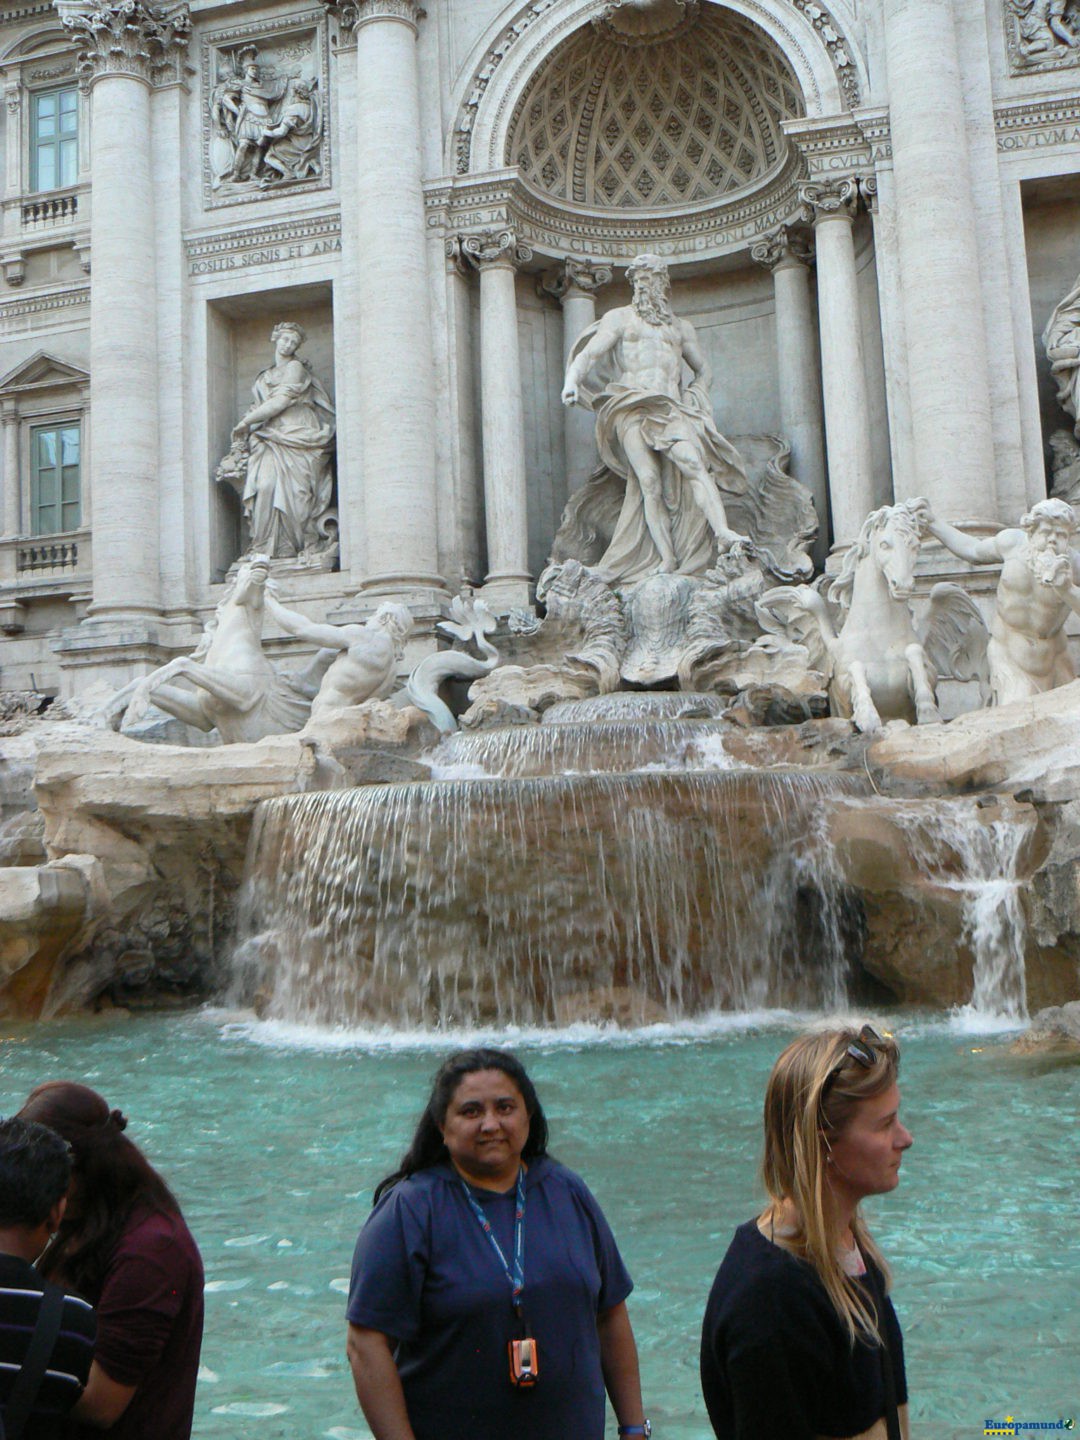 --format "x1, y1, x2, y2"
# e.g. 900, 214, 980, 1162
266, 593, 351, 650
562, 314, 620, 403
